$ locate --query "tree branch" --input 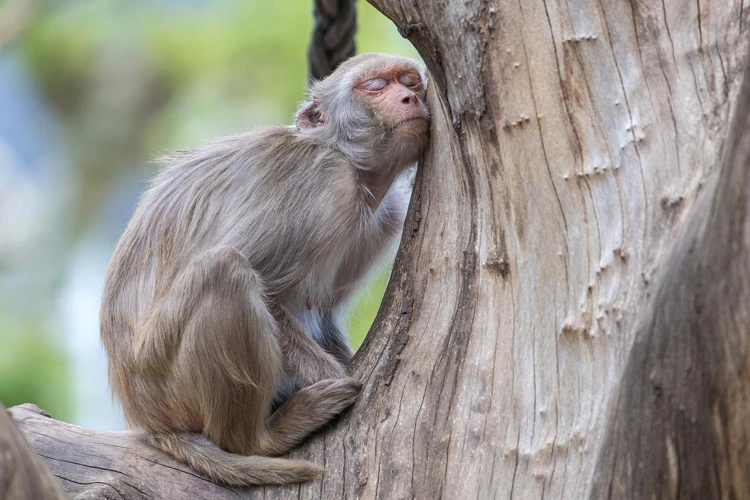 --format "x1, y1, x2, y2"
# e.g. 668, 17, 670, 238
8, 404, 247, 499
